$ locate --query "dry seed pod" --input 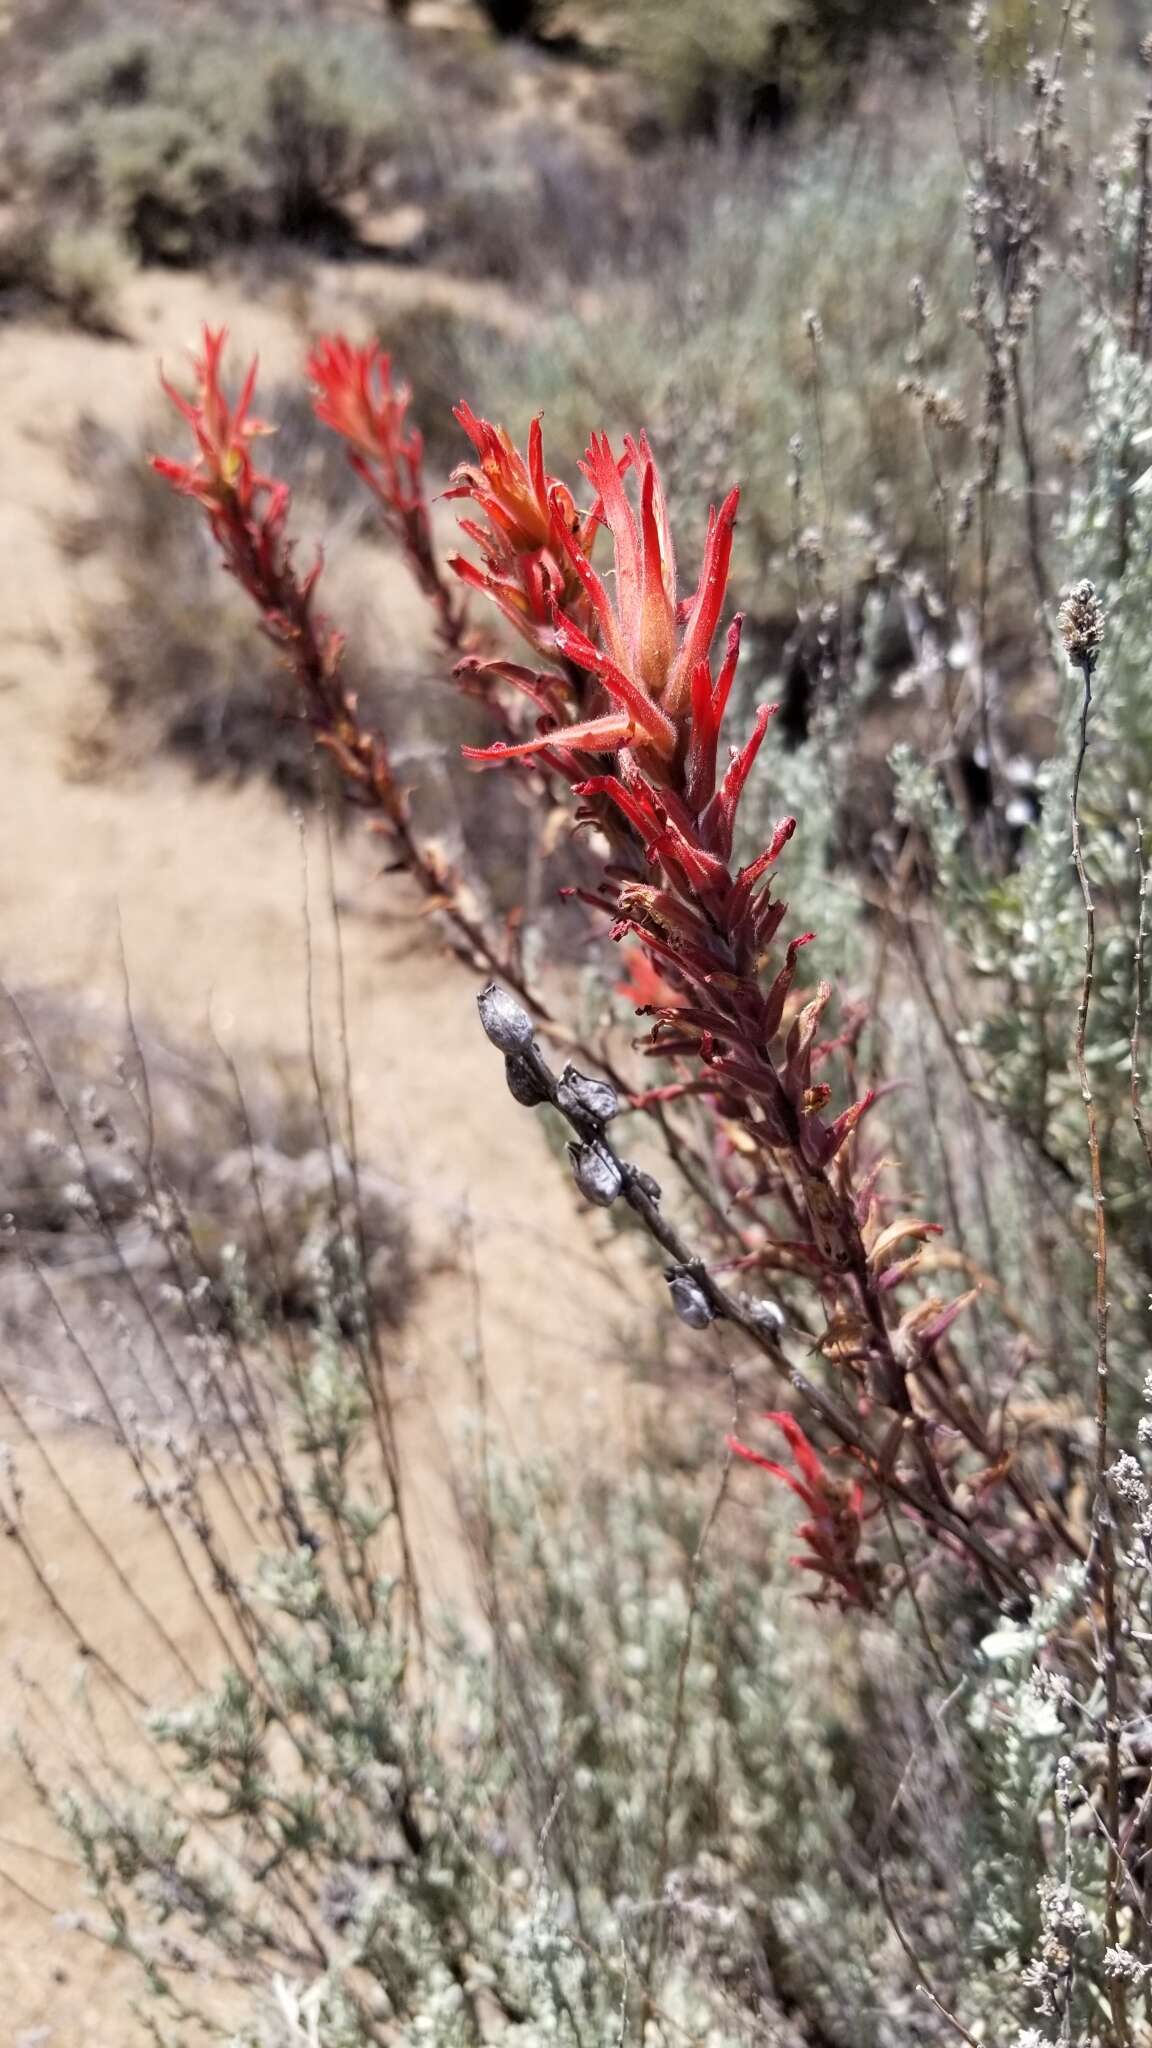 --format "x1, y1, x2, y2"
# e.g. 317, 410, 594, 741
477, 982, 534, 1054
556, 1064, 619, 1124
743, 1294, 786, 1333
568, 1141, 623, 1207
504, 1053, 550, 1108
667, 1269, 717, 1329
